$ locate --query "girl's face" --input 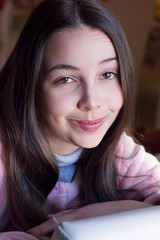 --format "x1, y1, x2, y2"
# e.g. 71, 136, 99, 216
39, 26, 123, 154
